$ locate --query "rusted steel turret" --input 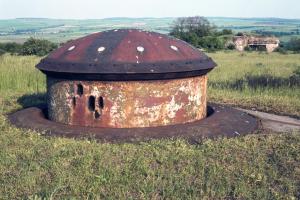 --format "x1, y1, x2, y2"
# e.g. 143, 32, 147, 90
36, 29, 216, 128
